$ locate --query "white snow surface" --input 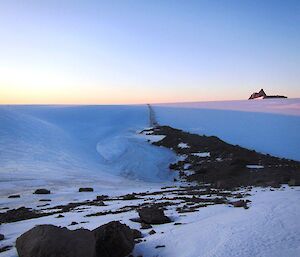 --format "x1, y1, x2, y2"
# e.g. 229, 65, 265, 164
178, 142, 189, 149
0, 103, 300, 257
247, 165, 265, 169
154, 99, 300, 161
0, 105, 176, 197
192, 152, 211, 157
